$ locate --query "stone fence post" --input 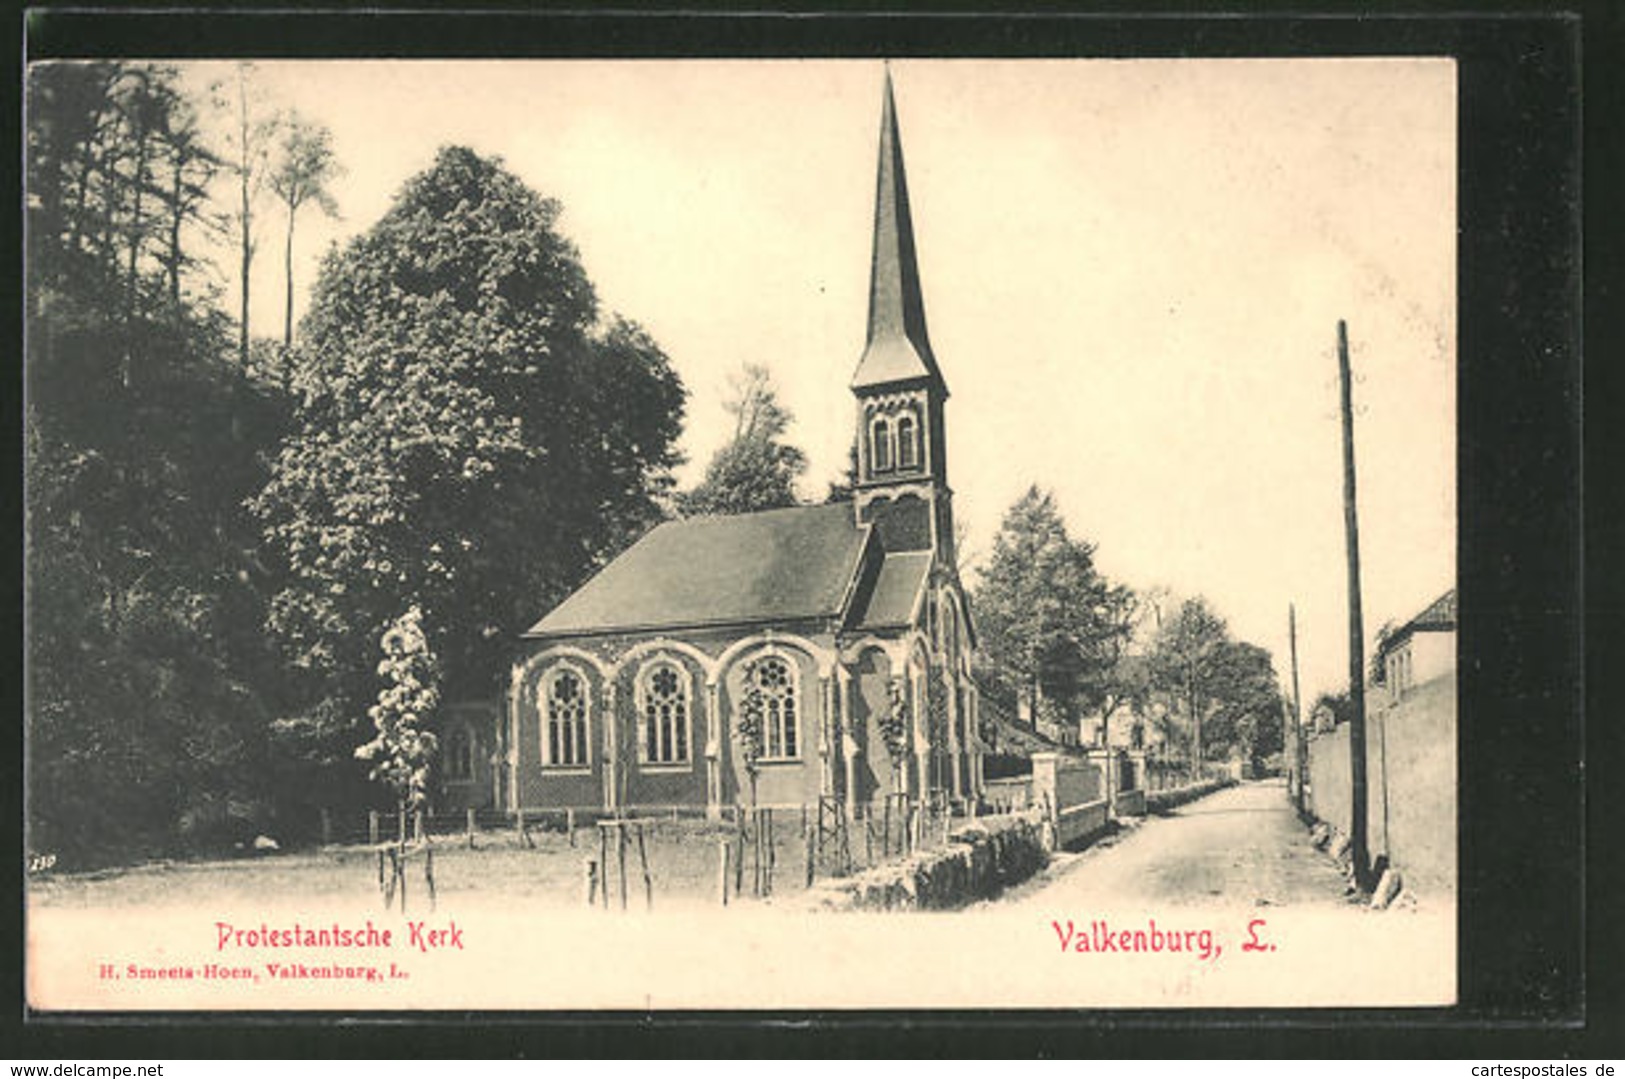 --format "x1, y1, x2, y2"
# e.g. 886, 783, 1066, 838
1030, 752, 1059, 830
